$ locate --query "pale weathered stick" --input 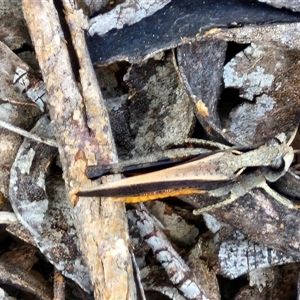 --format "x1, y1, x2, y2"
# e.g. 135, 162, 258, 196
0, 119, 57, 147
128, 203, 210, 300
21, 1, 136, 299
